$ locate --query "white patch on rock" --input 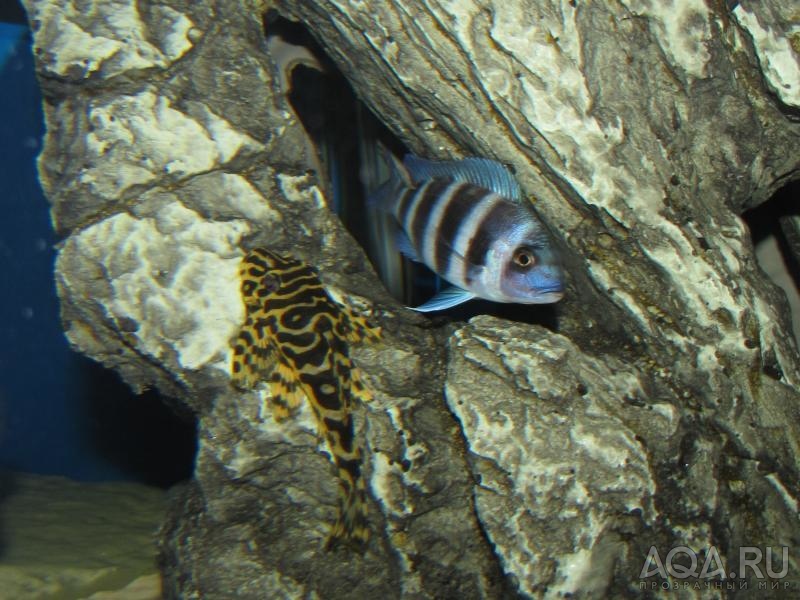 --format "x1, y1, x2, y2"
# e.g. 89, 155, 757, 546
369, 452, 412, 517
154, 6, 195, 59
487, 2, 626, 198
379, 405, 430, 494
81, 90, 263, 199
277, 173, 327, 208
28, 1, 193, 78
620, 0, 712, 79
643, 221, 742, 331
215, 174, 283, 223
58, 201, 250, 373
733, 5, 800, 108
